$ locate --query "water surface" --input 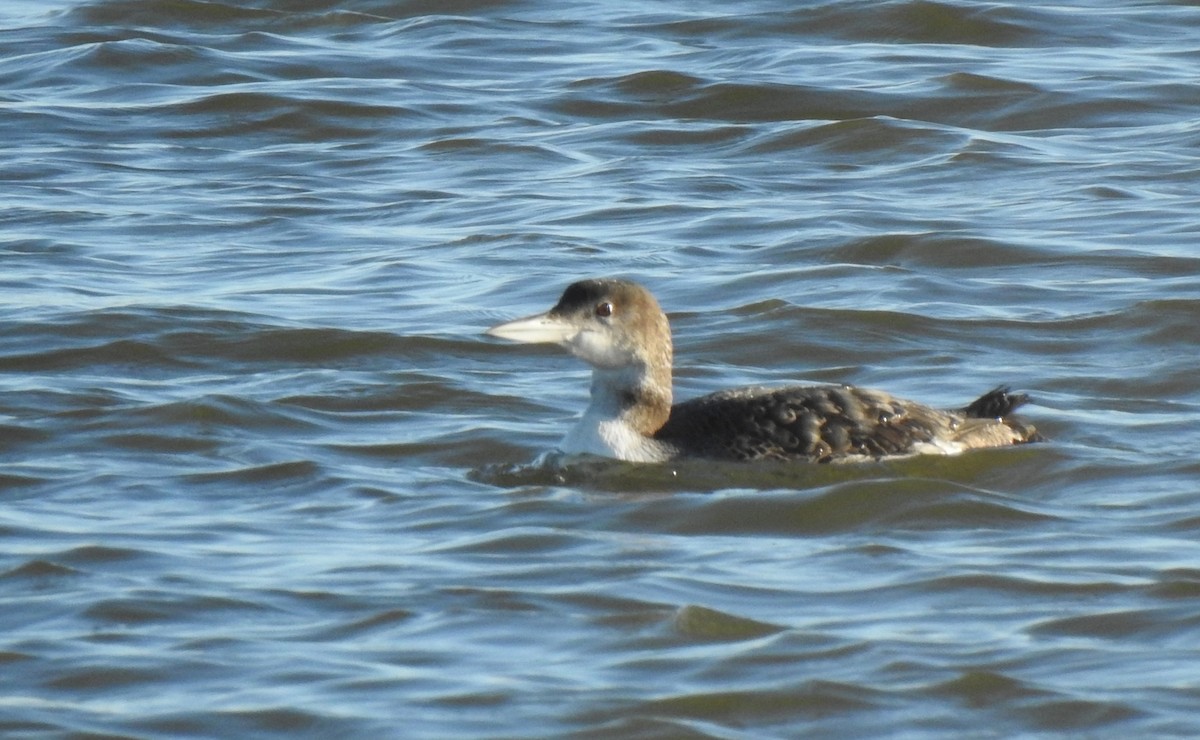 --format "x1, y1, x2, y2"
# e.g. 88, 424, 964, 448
3, 1, 1200, 737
